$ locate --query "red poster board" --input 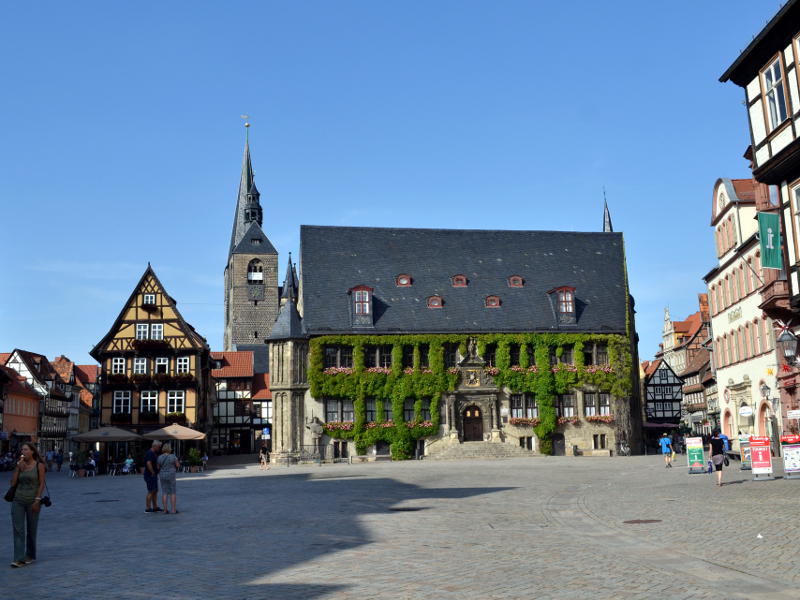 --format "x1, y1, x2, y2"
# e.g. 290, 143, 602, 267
749, 436, 772, 475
